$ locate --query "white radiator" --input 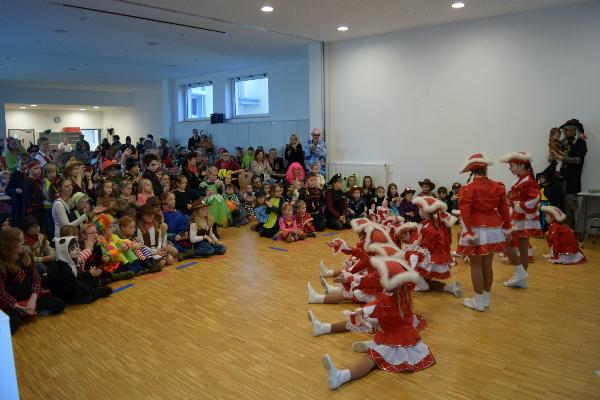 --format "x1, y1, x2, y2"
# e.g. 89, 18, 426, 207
326, 163, 390, 188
